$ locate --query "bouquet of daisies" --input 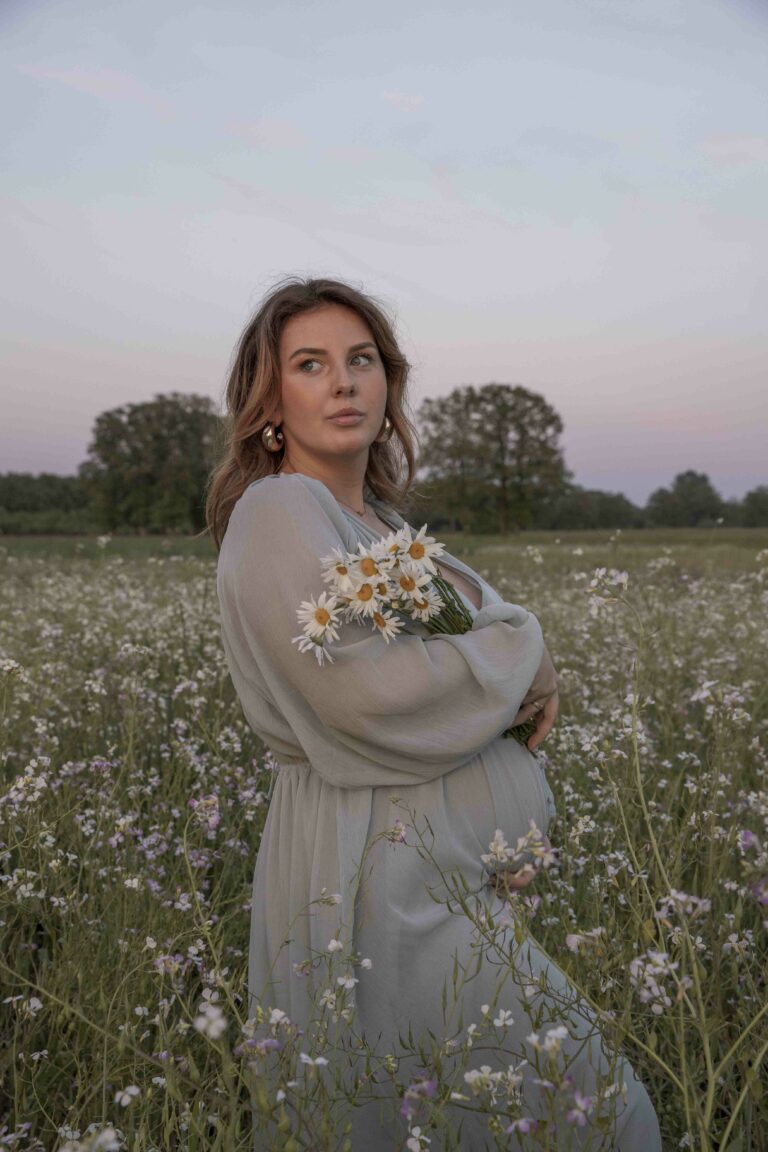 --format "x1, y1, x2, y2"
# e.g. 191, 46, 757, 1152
291, 523, 537, 746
